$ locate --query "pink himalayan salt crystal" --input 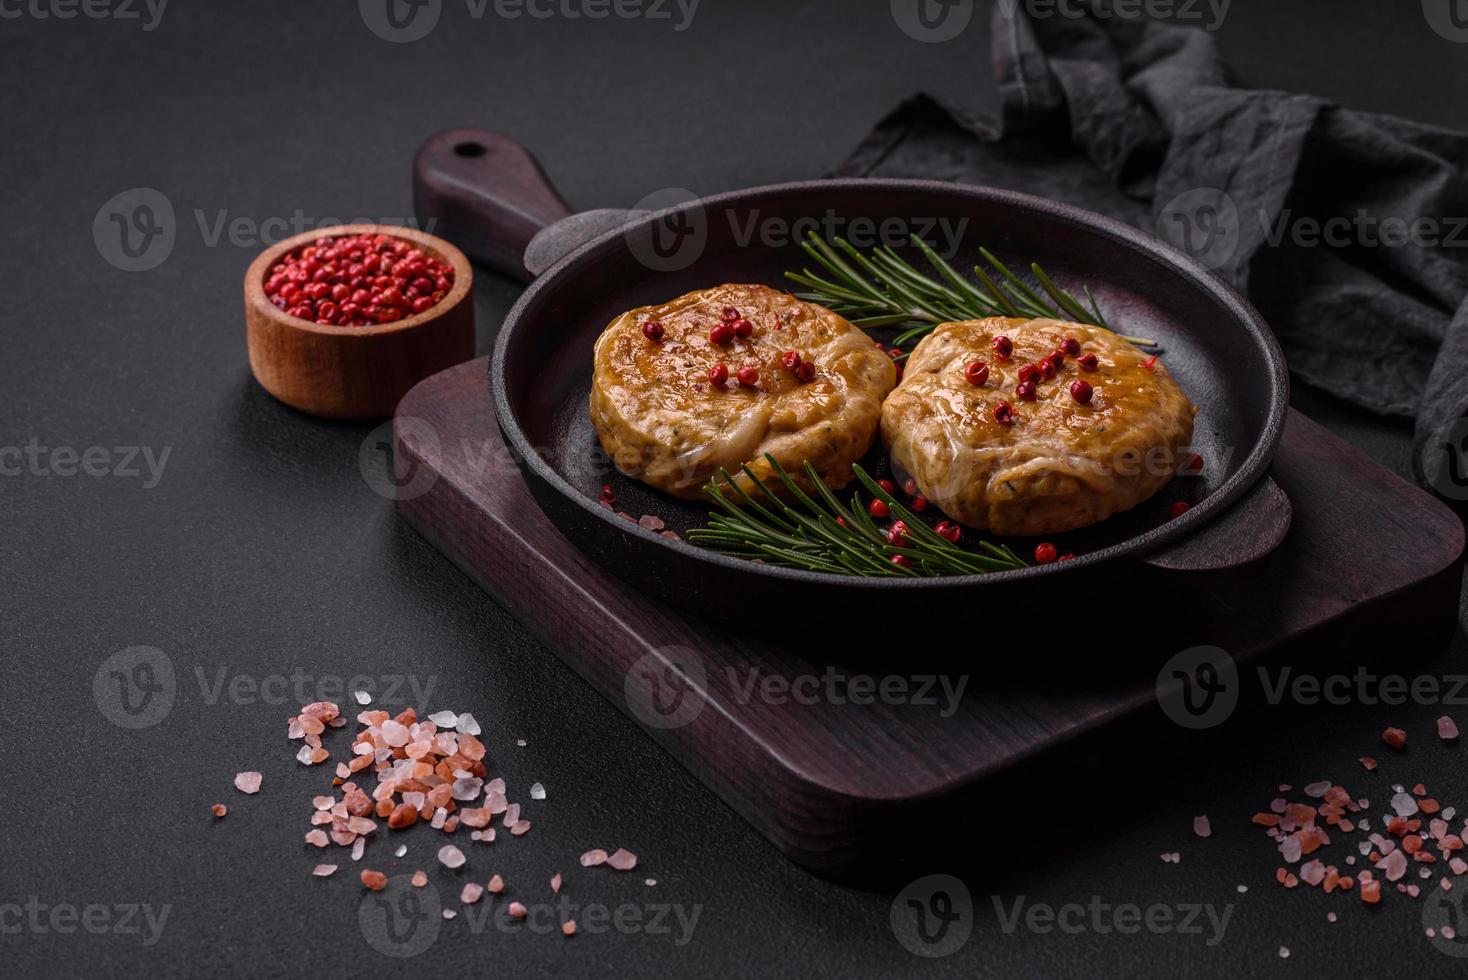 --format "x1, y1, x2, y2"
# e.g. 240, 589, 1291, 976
1377, 848, 1408, 882
411, 871, 429, 887
312, 864, 337, 877
442, 909, 457, 920
1303, 782, 1332, 799
352, 837, 366, 861
312, 795, 334, 811
305, 830, 329, 847
381, 720, 410, 747
1440, 716, 1460, 741
1327, 912, 1337, 923
487, 874, 505, 894
461, 883, 485, 904
562, 920, 577, 937
551, 873, 563, 894
1279, 946, 1290, 959
511, 821, 531, 837
1300, 860, 1326, 887
607, 848, 638, 871
508, 902, 528, 919
439, 845, 466, 869
1360, 757, 1377, 771
234, 771, 263, 794
580, 849, 608, 867
1451, 857, 1468, 876
1391, 792, 1420, 817
1193, 816, 1211, 839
